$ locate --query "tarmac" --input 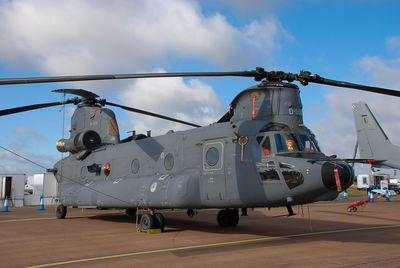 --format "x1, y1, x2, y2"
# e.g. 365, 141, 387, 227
1, 196, 399, 268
